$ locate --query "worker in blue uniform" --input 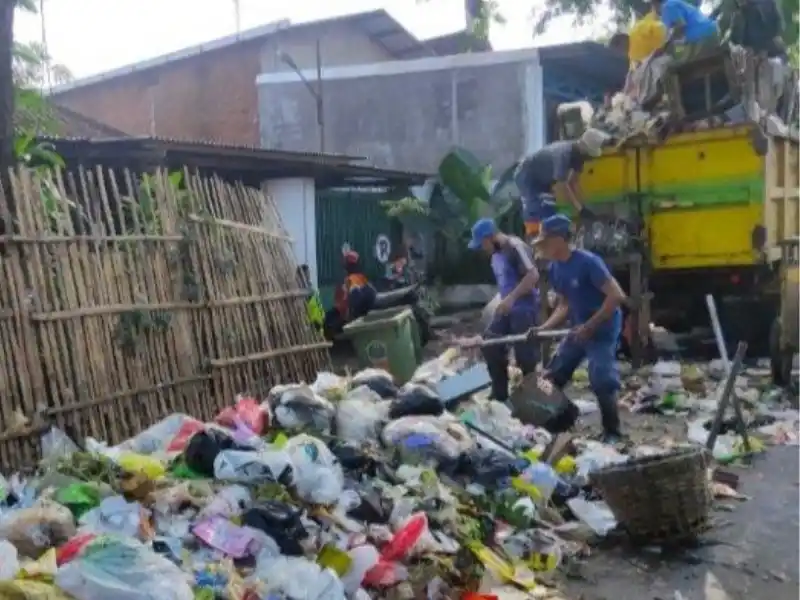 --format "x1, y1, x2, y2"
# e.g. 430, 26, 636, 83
467, 218, 540, 404
533, 214, 627, 443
